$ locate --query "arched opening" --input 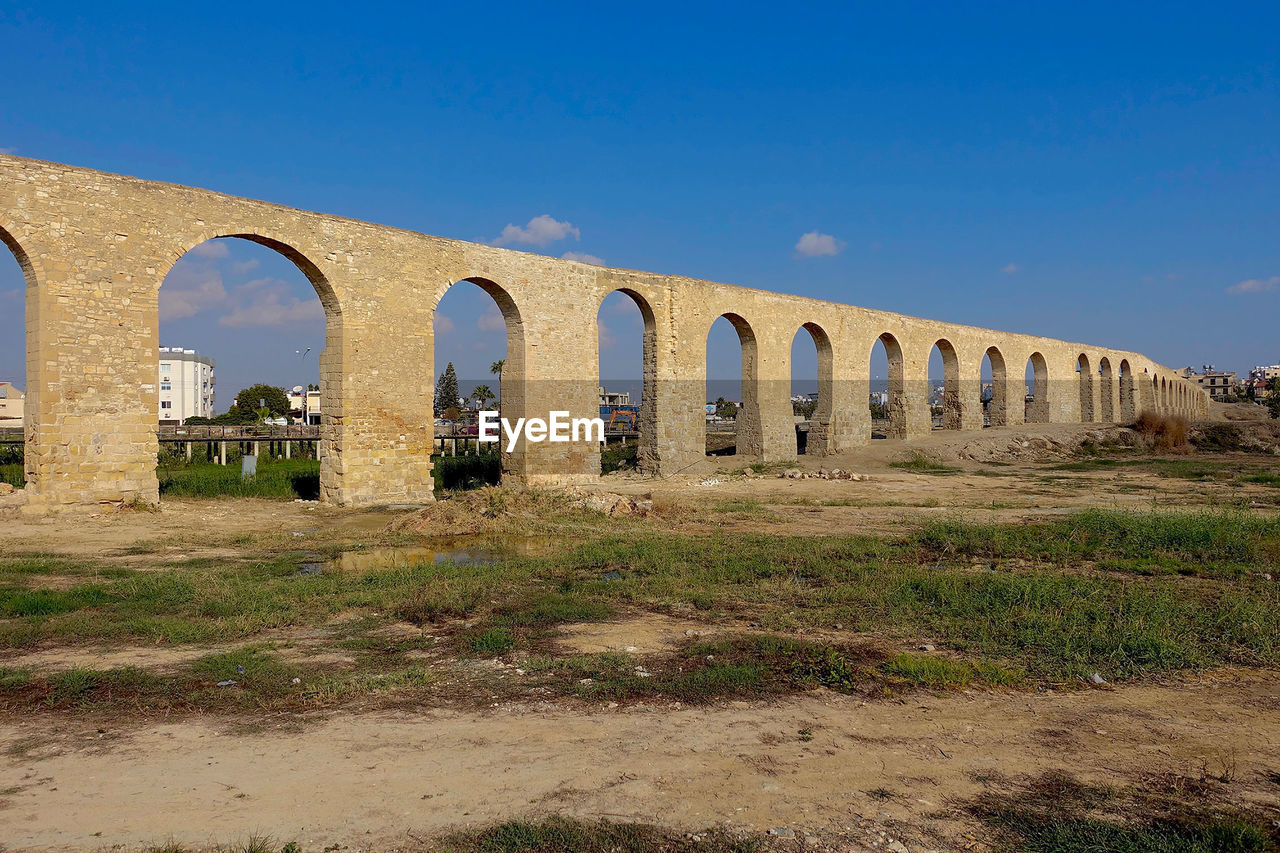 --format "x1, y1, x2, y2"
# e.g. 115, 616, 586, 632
1025, 352, 1049, 423
929, 339, 961, 430
1161, 376, 1168, 410
1077, 353, 1094, 423
705, 313, 761, 457
155, 235, 335, 500
790, 323, 833, 454
597, 289, 655, 473
0, 227, 31, 493
983, 346, 1007, 427
1119, 359, 1135, 421
1098, 358, 1114, 423
432, 277, 523, 488
869, 333, 905, 438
